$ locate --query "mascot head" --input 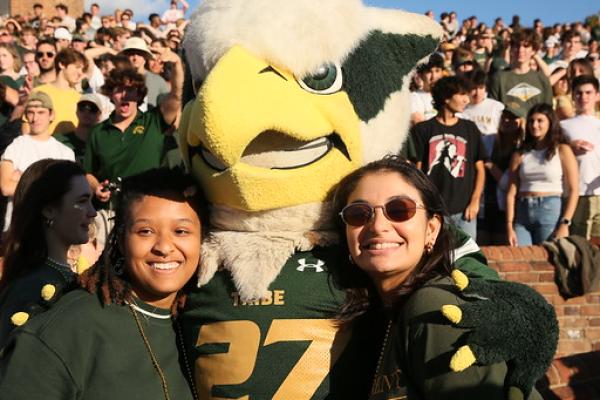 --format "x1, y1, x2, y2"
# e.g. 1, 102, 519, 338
180, 0, 443, 212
